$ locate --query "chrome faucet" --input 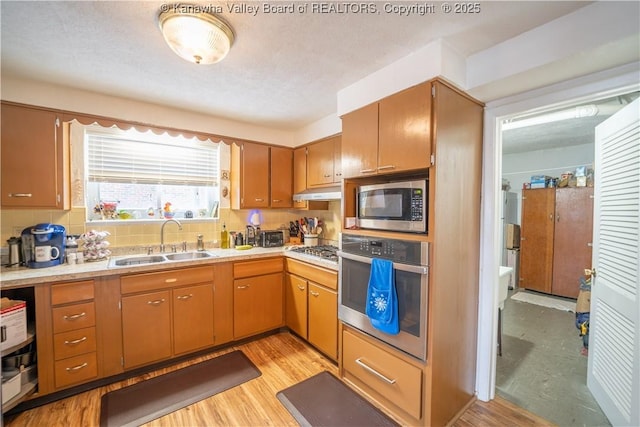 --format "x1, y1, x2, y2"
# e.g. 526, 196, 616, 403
160, 218, 183, 252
